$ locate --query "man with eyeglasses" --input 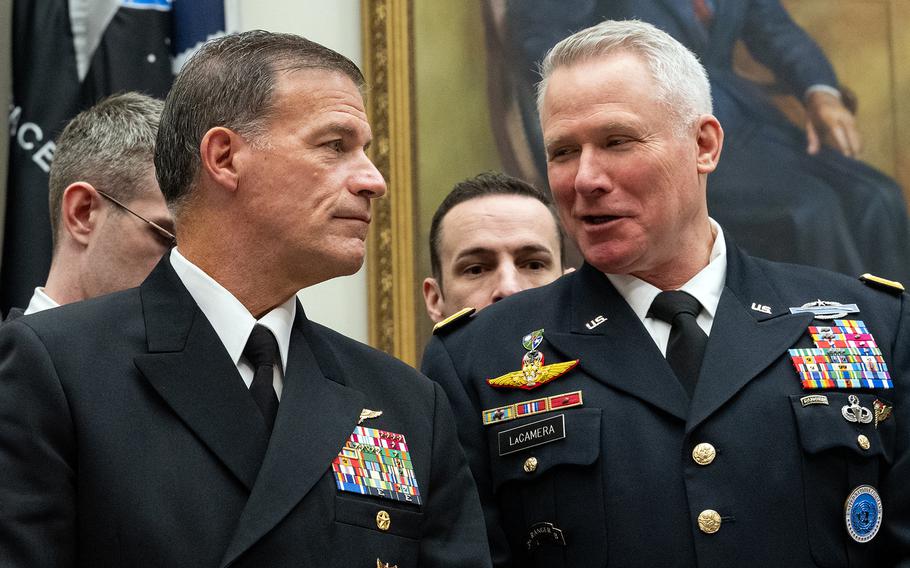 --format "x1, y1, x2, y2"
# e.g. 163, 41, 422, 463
3, 92, 174, 321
